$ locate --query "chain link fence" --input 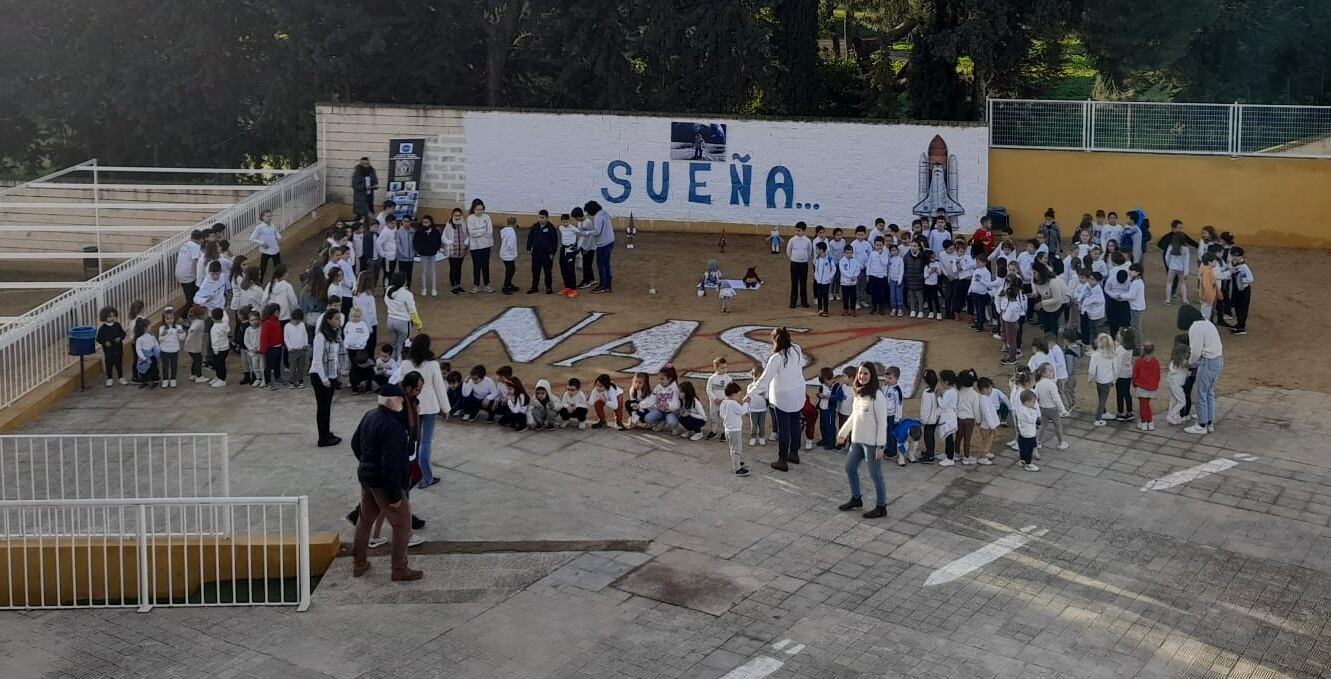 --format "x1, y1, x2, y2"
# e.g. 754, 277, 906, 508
989, 99, 1331, 158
